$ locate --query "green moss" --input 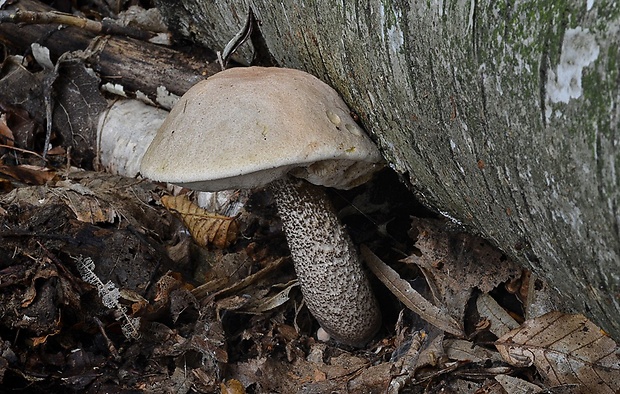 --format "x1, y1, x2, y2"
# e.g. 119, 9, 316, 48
595, 0, 620, 30
607, 45, 619, 84
380, 0, 398, 30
